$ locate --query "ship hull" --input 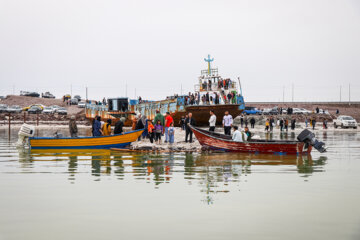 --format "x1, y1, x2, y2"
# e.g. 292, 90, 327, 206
183, 104, 242, 126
